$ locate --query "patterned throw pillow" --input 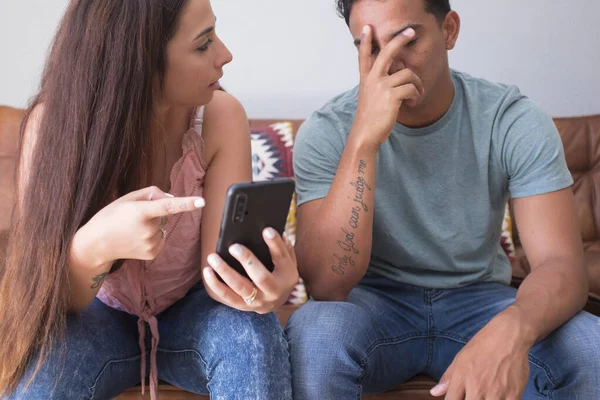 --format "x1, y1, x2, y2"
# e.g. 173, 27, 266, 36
249, 121, 307, 304
501, 203, 516, 259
